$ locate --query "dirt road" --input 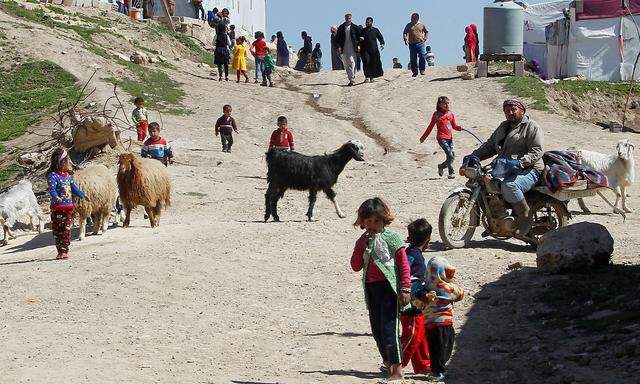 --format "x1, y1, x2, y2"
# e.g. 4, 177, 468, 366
1, 26, 638, 382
